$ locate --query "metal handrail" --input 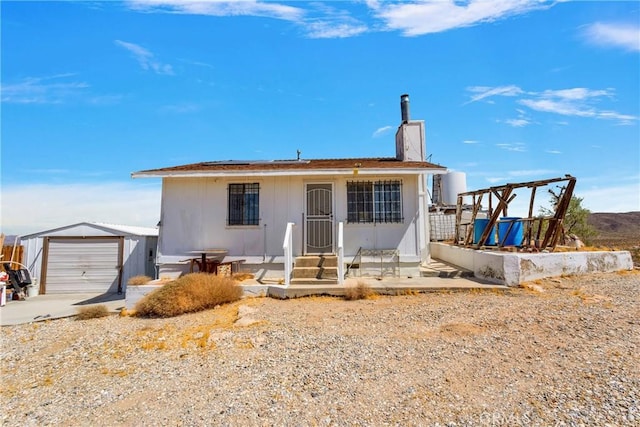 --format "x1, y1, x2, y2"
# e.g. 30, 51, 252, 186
337, 222, 344, 285
282, 222, 295, 287
345, 246, 362, 278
